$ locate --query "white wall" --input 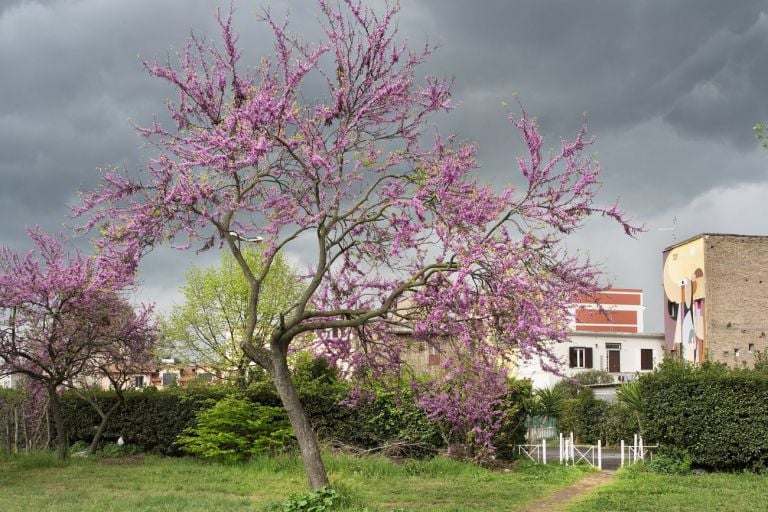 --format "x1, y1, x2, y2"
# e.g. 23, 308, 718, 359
515, 332, 665, 389
0, 373, 23, 389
